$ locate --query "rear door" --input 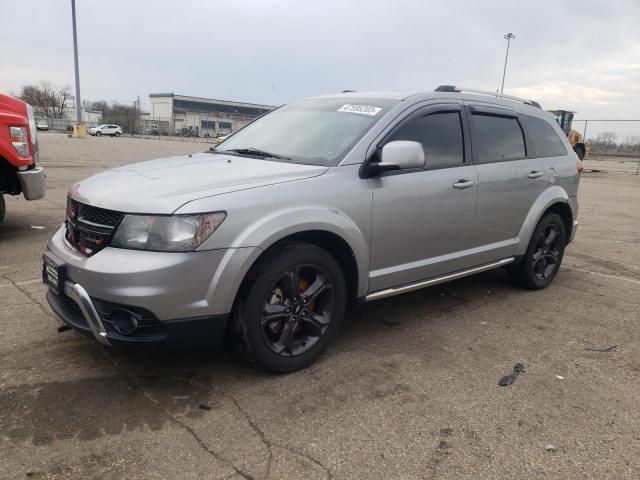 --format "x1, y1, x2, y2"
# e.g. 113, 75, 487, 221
465, 104, 548, 261
368, 103, 479, 291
